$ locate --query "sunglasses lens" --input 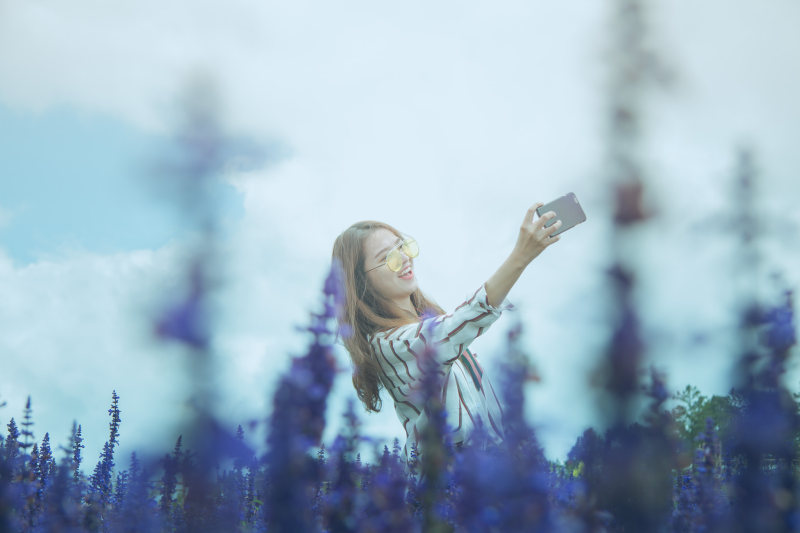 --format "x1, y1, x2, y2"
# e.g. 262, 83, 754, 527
386, 250, 404, 272
402, 239, 419, 258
